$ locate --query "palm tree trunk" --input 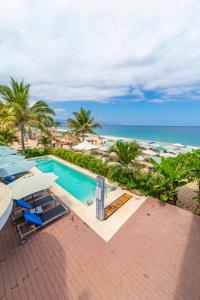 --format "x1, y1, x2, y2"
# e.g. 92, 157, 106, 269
20, 126, 25, 153
82, 133, 85, 141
